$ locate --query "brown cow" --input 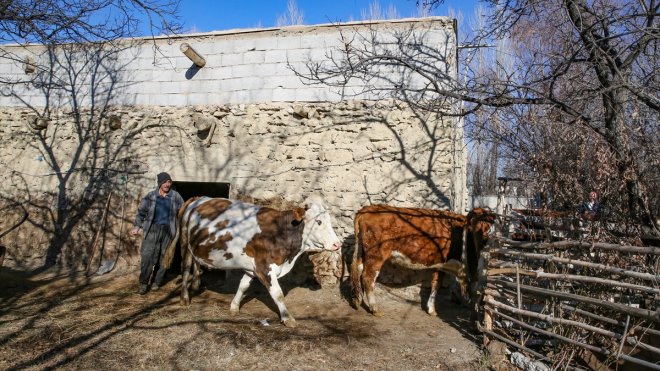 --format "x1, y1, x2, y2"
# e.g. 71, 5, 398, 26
350, 205, 495, 316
